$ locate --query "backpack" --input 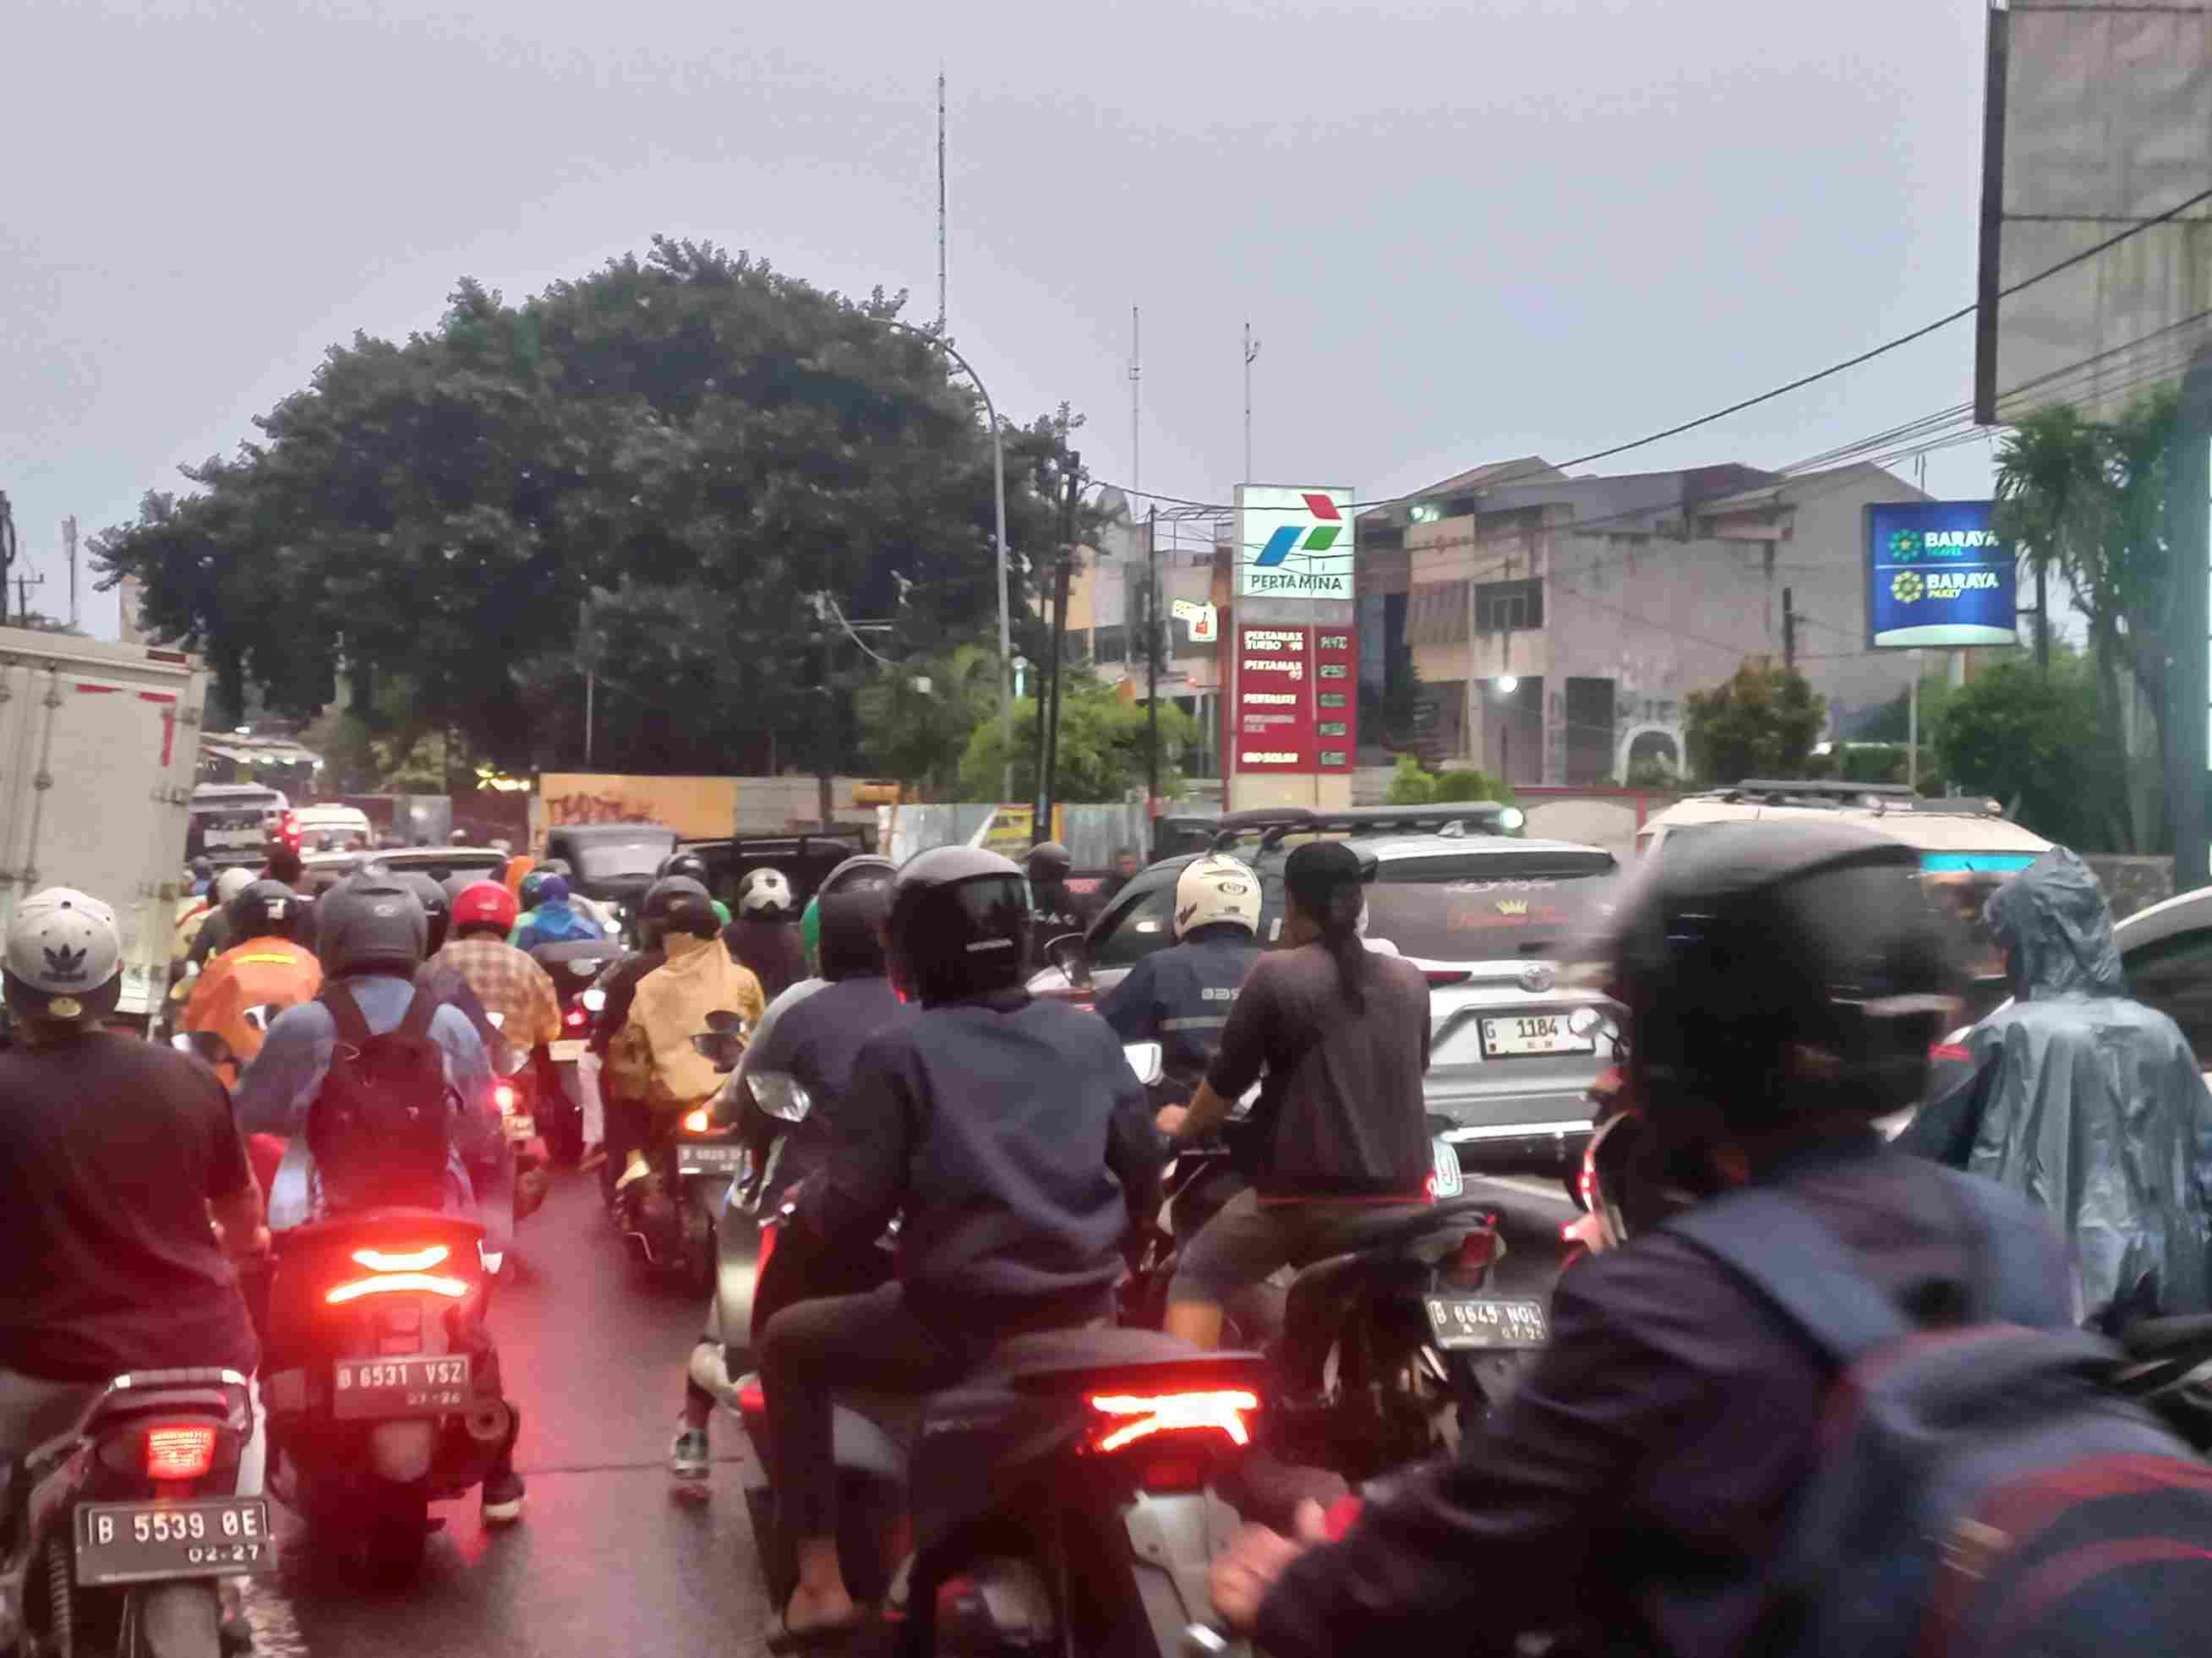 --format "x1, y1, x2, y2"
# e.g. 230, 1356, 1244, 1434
1669, 1171, 2212, 1658
305, 984, 454, 1211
